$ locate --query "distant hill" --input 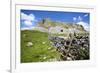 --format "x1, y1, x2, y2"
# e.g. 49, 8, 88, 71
34, 18, 87, 34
